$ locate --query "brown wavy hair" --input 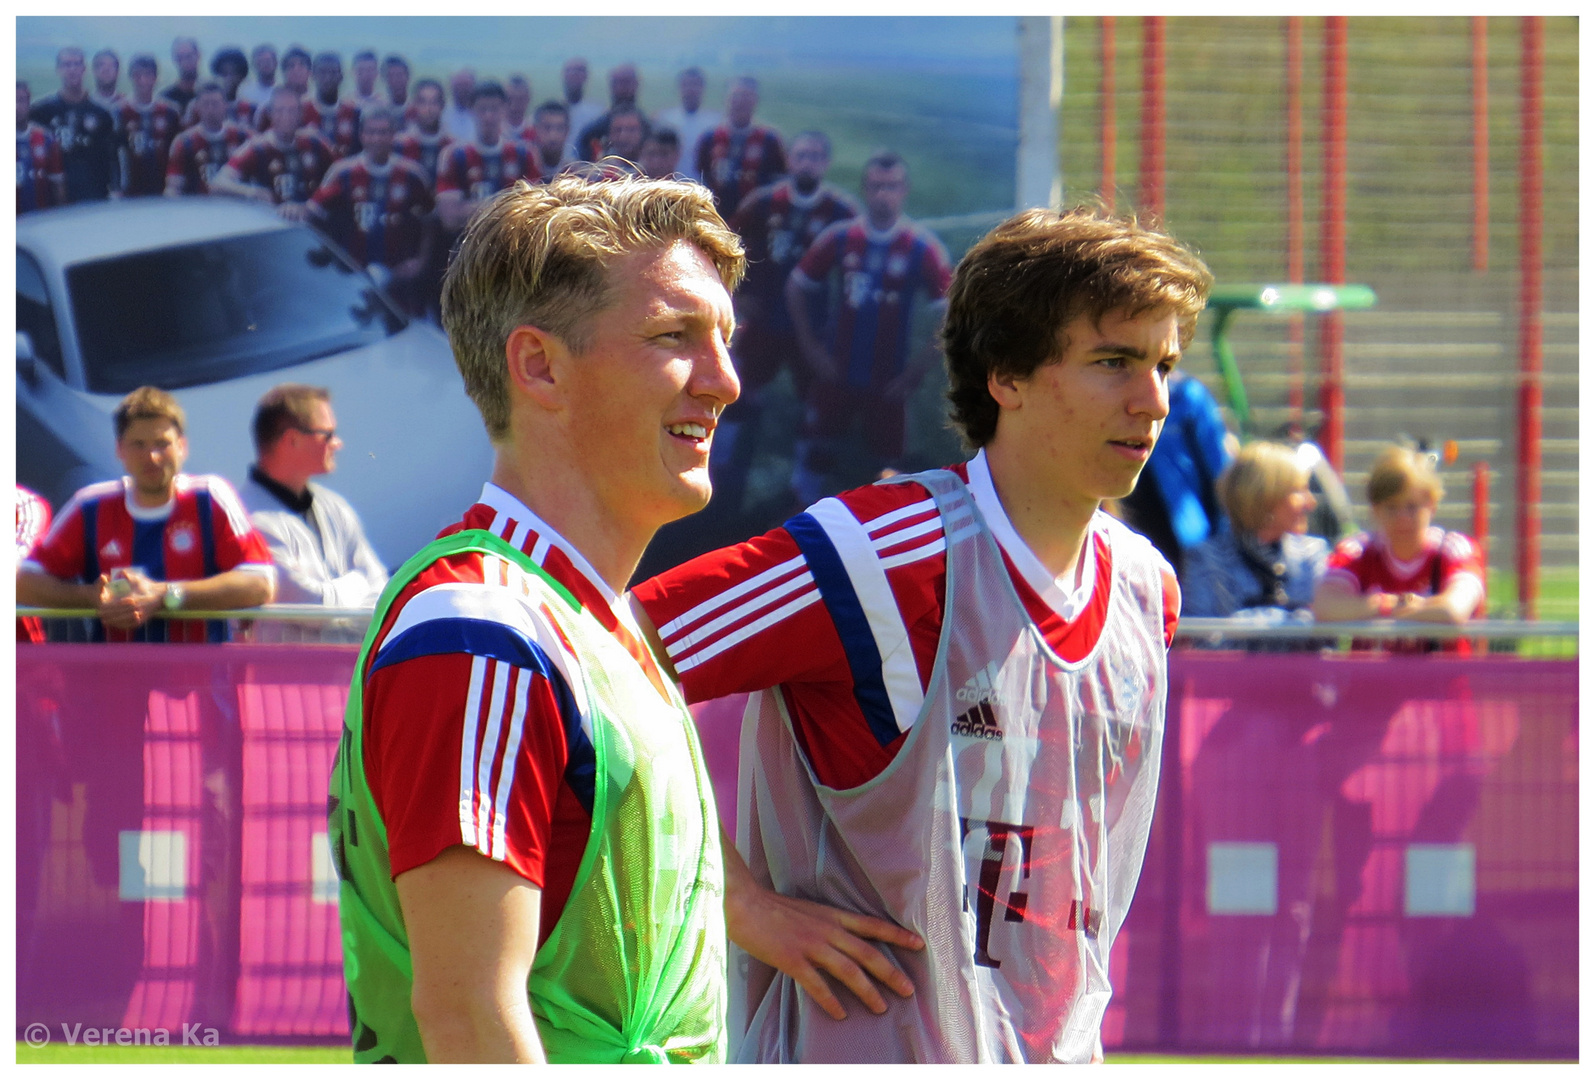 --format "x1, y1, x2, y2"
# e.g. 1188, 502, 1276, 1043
942, 203, 1212, 448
